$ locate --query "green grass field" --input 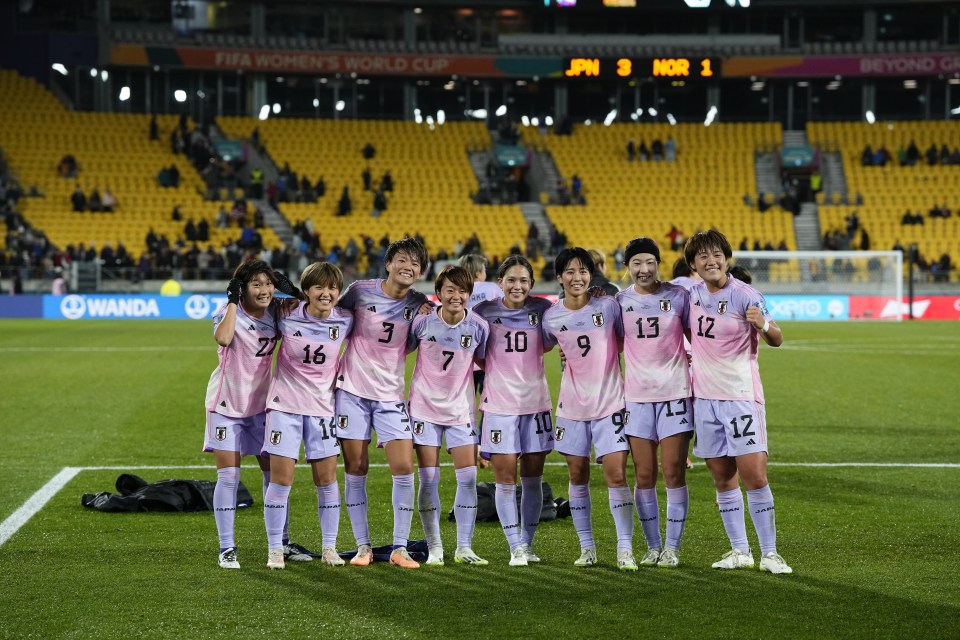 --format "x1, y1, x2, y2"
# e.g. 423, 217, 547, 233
1, 319, 959, 639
